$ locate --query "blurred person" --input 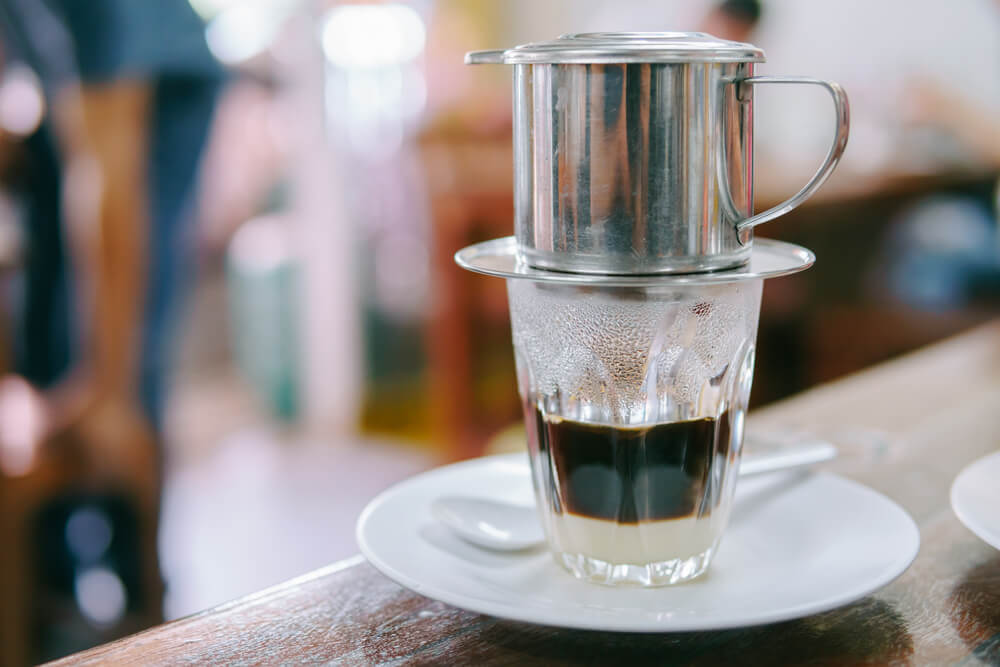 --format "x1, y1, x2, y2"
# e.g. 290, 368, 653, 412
880, 196, 1000, 310
906, 77, 1000, 168
196, 76, 289, 255
883, 35, 1000, 310
0, 0, 222, 661
699, 0, 762, 43
894, 1, 999, 166
880, 111, 1000, 308
0, 0, 223, 431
